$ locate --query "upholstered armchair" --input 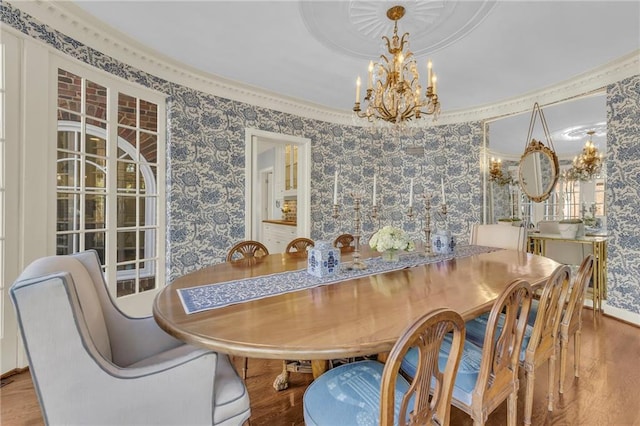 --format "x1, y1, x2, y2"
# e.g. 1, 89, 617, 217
10, 250, 250, 425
